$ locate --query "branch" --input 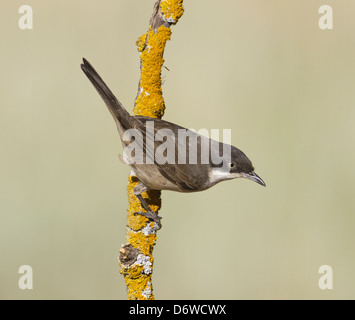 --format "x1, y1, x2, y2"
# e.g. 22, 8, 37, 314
118, 0, 184, 300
